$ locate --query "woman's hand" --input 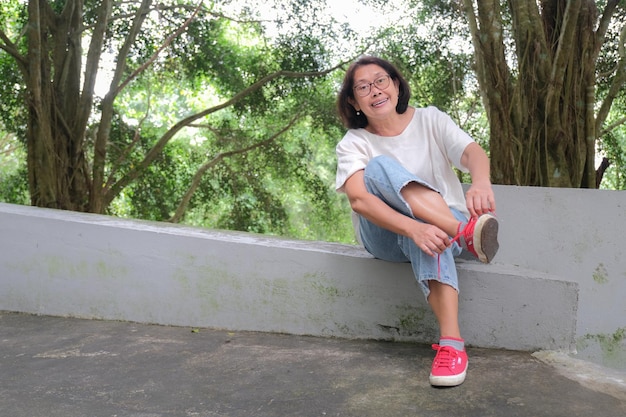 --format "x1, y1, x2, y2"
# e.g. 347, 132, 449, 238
406, 222, 451, 258
465, 182, 496, 218
460, 142, 496, 218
